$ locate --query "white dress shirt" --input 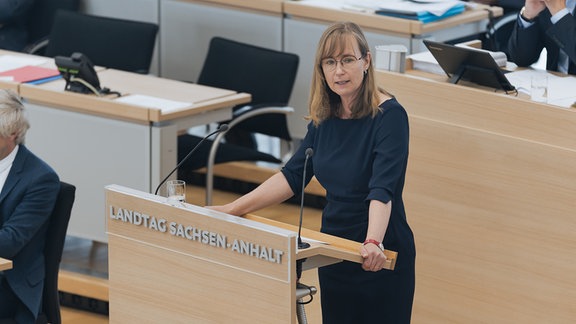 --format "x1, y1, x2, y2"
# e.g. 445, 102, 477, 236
554, 0, 576, 73
0, 145, 18, 193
